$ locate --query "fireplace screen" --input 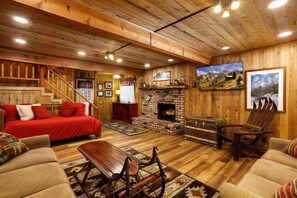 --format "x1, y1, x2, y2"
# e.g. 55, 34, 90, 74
158, 103, 175, 122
